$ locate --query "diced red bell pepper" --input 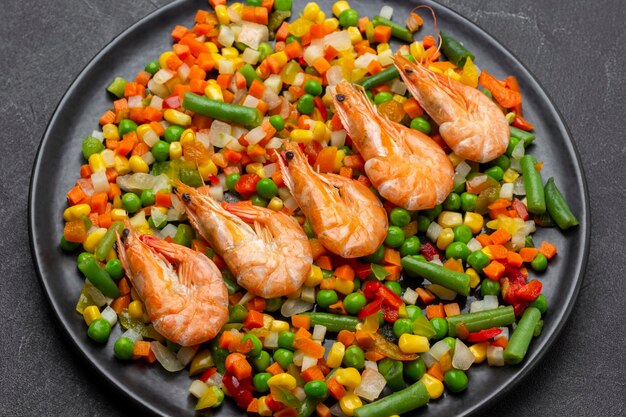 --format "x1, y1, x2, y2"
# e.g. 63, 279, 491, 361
199, 367, 217, 382
357, 298, 383, 318
234, 174, 261, 197
467, 327, 502, 342
363, 281, 382, 300
503, 264, 527, 286
313, 96, 327, 120
420, 242, 440, 261
382, 303, 399, 323
303, 141, 323, 166
516, 279, 543, 301
512, 198, 529, 220
377, 285, 403, 309
354, 263, 372, 279
222, 372, 254, 408
209, 174, 221, 186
